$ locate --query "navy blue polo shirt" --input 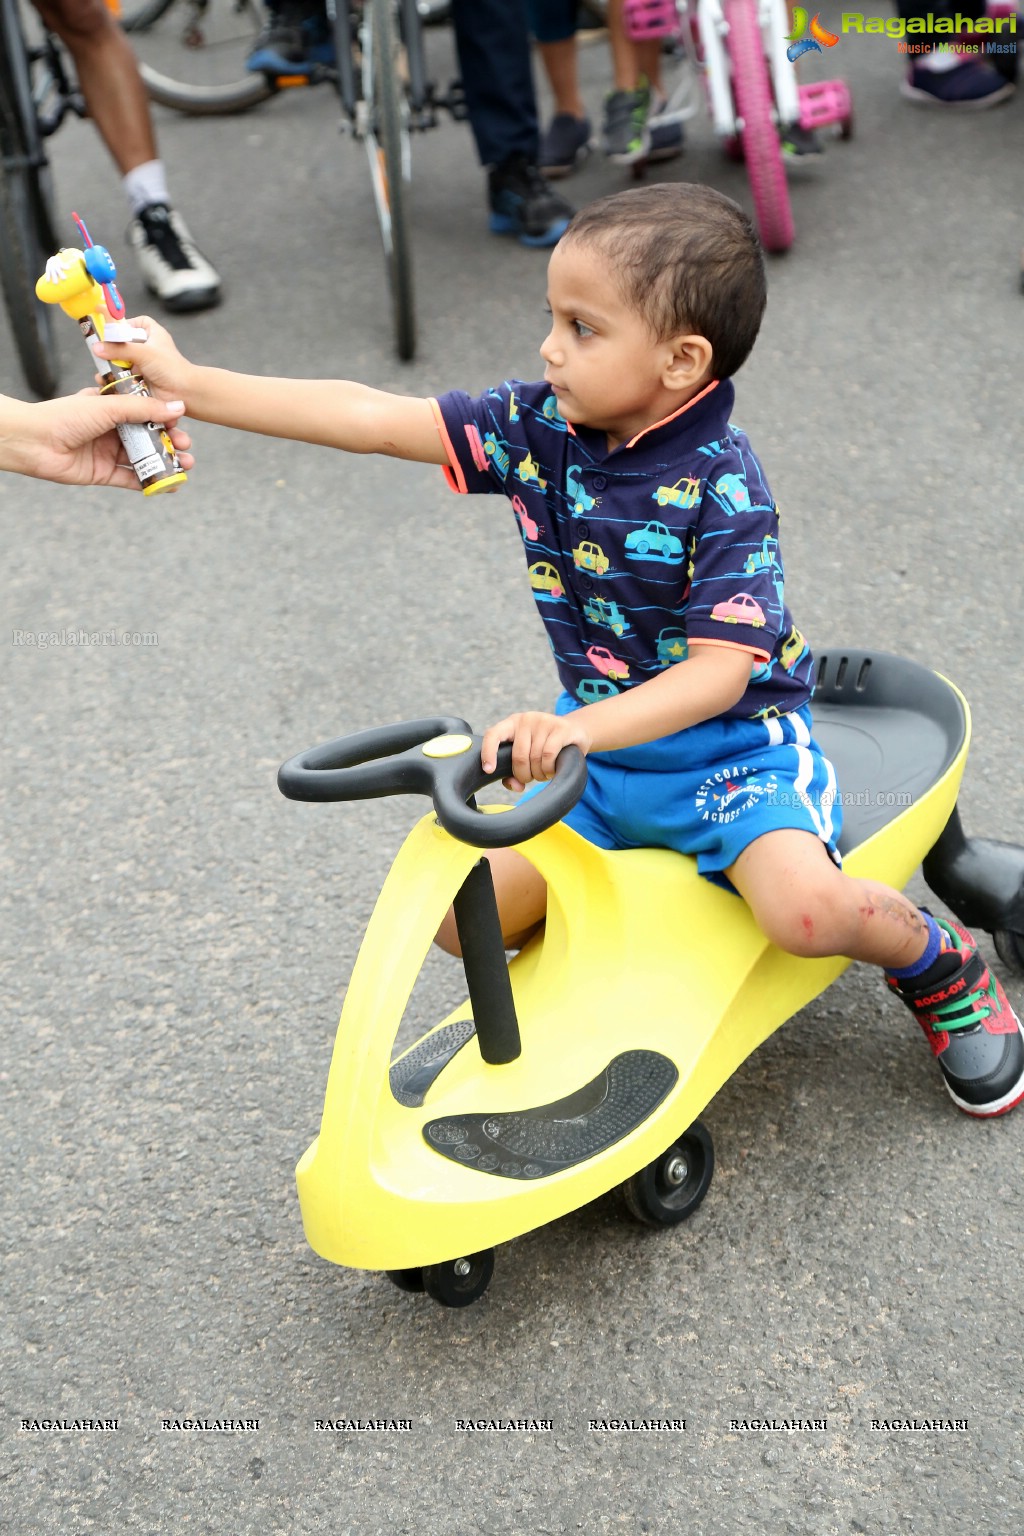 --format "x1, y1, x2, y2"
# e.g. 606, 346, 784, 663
431, 377, 814, 722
